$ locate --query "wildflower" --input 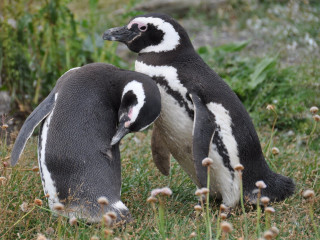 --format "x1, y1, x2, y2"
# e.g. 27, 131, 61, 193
151, 187, 172, 197
310, 106, 319, 114
270, 226, 279, 236
255, 180, 267, 189
202, 157, 214, 167
97, 196, 109, 206
1, 124, 8, 130
0, 176, 7, 185
265, 207, 275, 213
34, 198, 43, 206
106, 211, 117, 220
313, 114, 320, 122
53, 202, 64, 211
200, 187, 209, 195
195, 189, 202, 196
151, 188, 162, 197
260, 196, 270, 206
221, 221, 233, 233
266, 104, 275, 111
220, 204, 228, 212
234, 164, 244, 172
3, 161, 8, 167
32, 166, 39, 172
147, 196, 157, 203
302, 189, 315, 199
189, 232, 197, 237
44, 193, 50, 198
103, 214, 112, 227
220, 213, 228, 220
271, 147, 280, 155
20, 202, 28, 212
263, 230, 273, 240
36, 234, 47, 240
104, 229, 113, 236
194, 205, 202, 211
69, 217, 77, 226
160, 187, 172, 196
